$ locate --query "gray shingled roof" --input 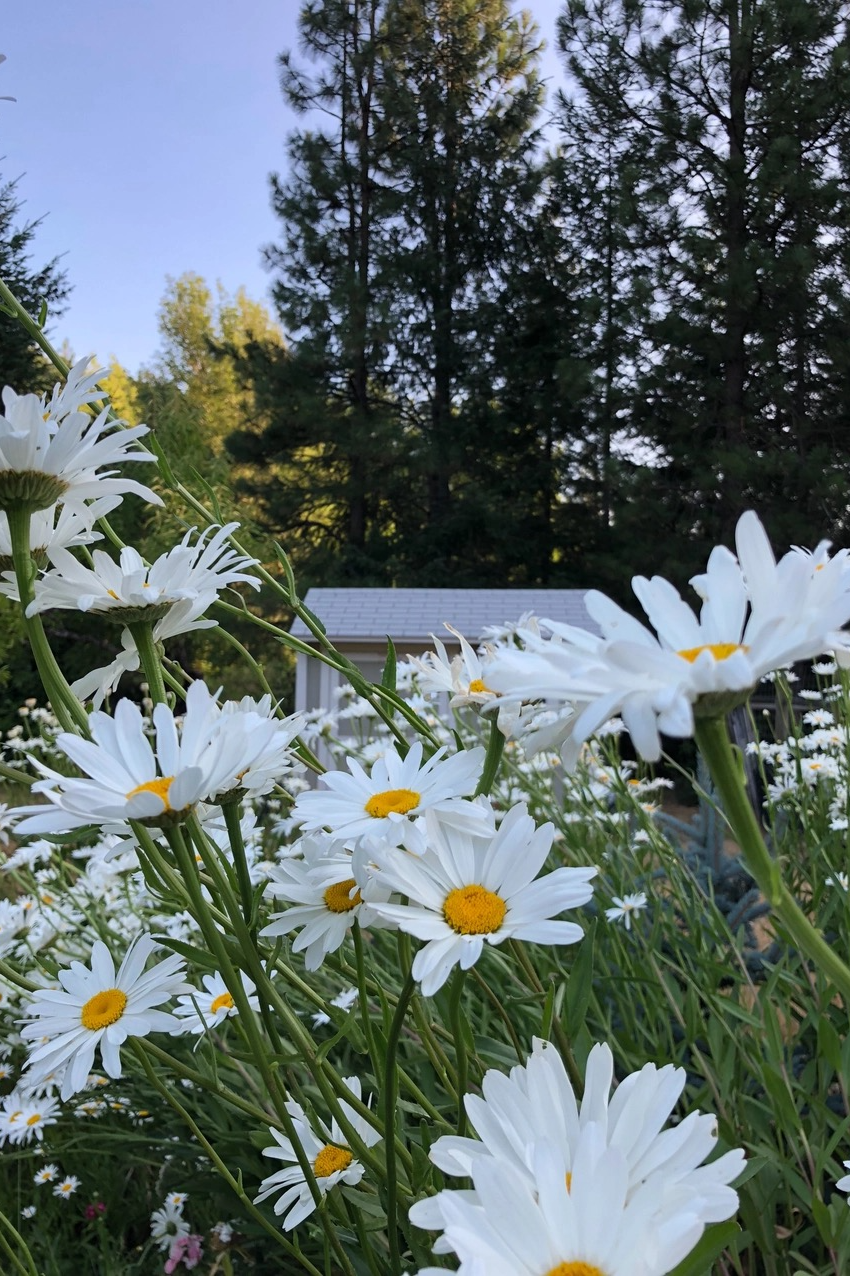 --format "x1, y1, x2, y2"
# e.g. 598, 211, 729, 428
290, 588, 601, 642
